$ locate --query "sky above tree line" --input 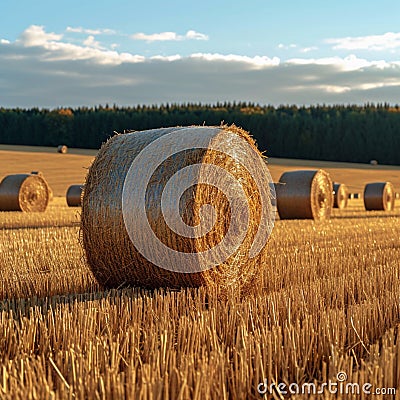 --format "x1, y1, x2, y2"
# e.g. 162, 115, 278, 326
1, 0, 400, 108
